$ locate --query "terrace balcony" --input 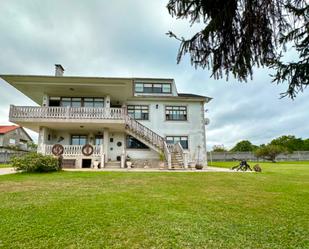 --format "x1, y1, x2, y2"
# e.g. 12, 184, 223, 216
9, 105, 126, 127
